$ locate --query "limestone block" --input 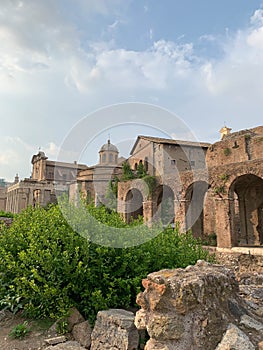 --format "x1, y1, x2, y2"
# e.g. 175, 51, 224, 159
215, 324, 255, 350
45, 340, 87, 350
44, 336, 67, 345
72, 320, 92, 348
91, 309, 139, 350
240, 314, 263, 332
